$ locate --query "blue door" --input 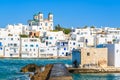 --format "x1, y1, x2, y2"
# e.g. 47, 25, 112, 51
72, 49, 81, 68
